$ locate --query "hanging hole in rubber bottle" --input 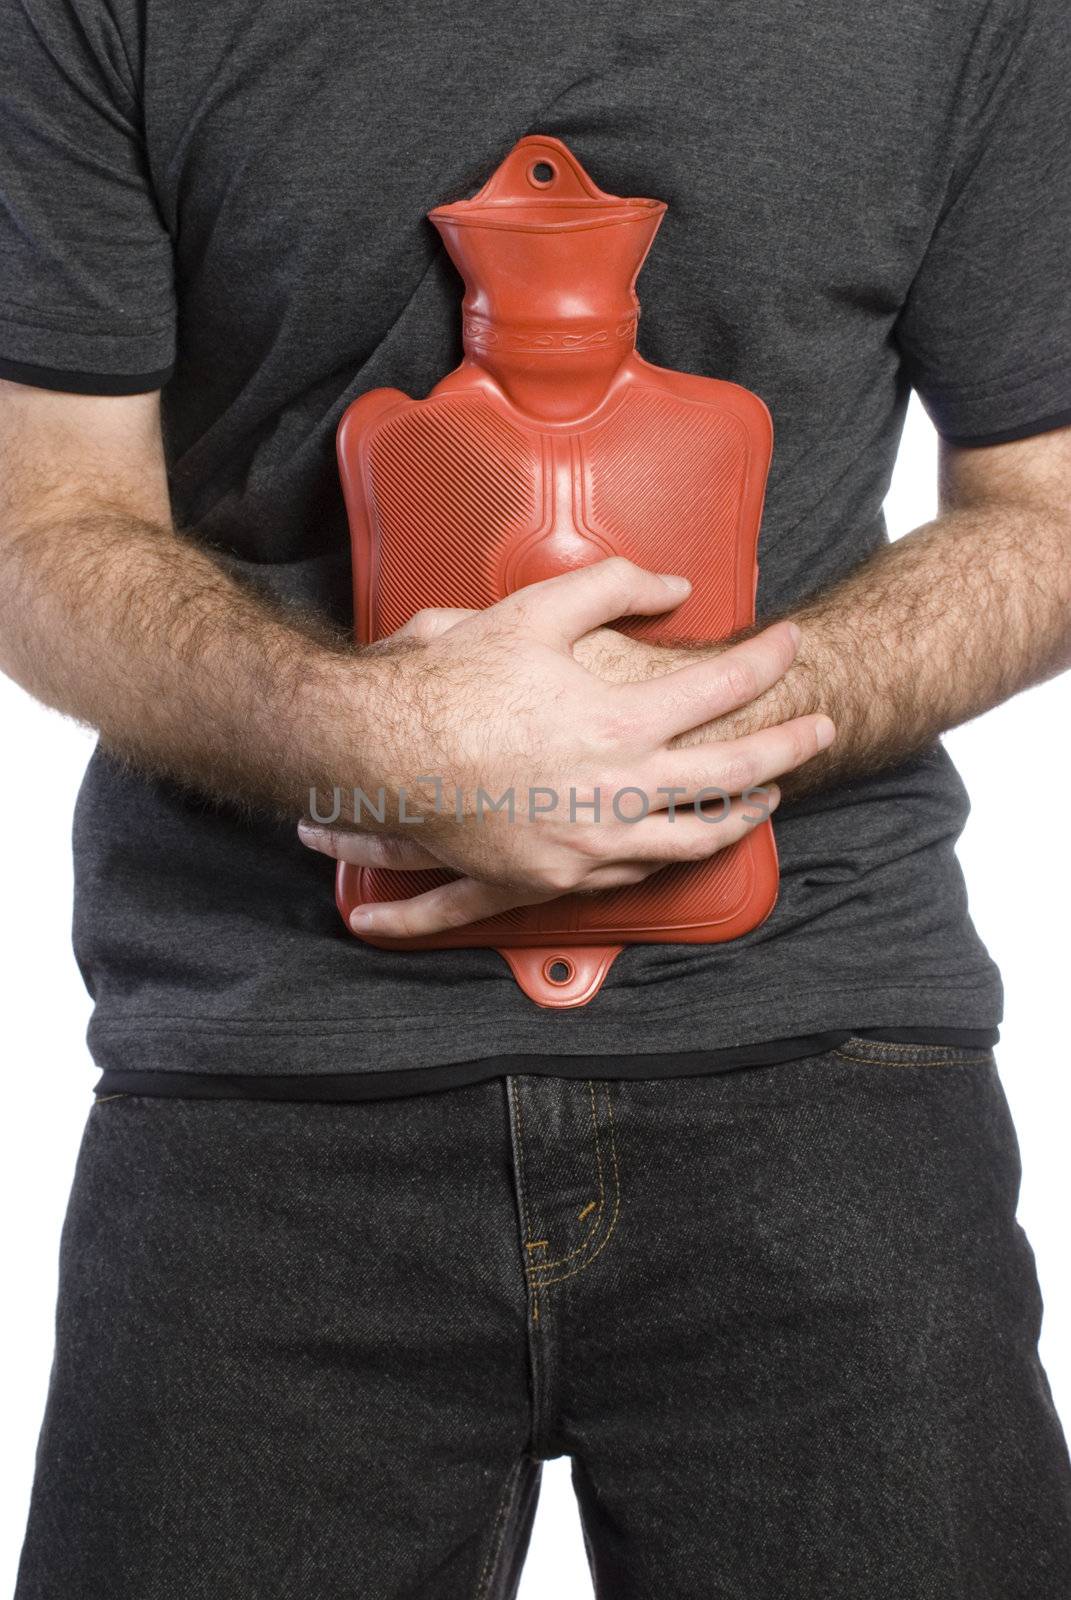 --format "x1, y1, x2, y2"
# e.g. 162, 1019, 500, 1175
545, 957, 574, 986
528, 159, 557, 188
